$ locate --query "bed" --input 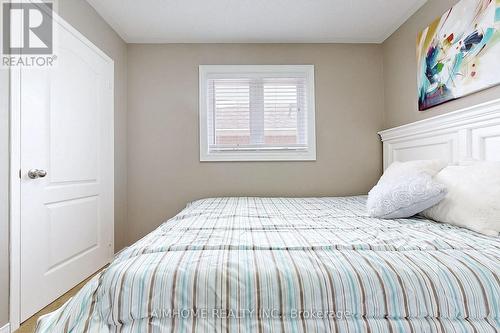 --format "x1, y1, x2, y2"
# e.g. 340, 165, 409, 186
35, 102, 500, 332
35, 196, 499, 332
